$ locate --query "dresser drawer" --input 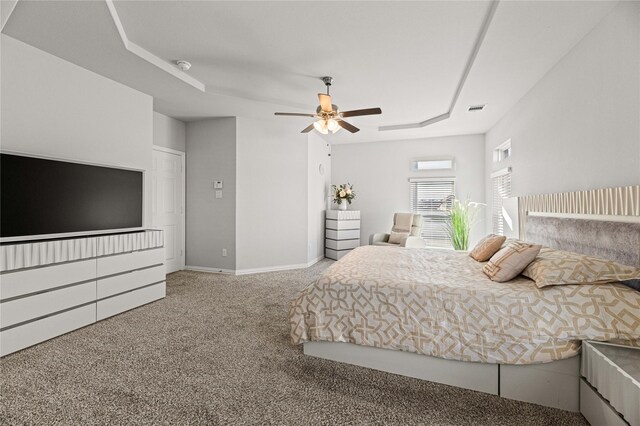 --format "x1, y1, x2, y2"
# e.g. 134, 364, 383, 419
0, 304, 96, 357
96, 281, 165, 321
326, 229, 360, 240
97, 265, 165, 299
0, 259, 96, 301
325, 238, 360, 250
326, 219, 360, 230
1, 281, 96, 329
97, 248, 164, 277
